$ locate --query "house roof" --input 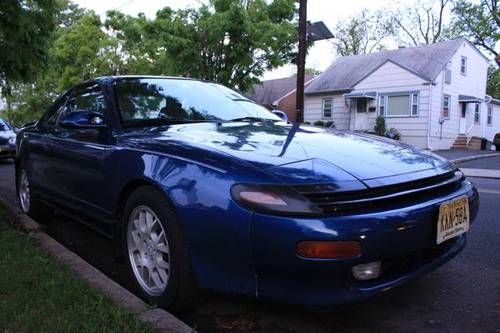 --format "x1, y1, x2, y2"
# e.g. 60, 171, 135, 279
459, 95, 483, 103
248, 75, 315, 105
489, 98, 500, 105
305, 38, 483, 95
